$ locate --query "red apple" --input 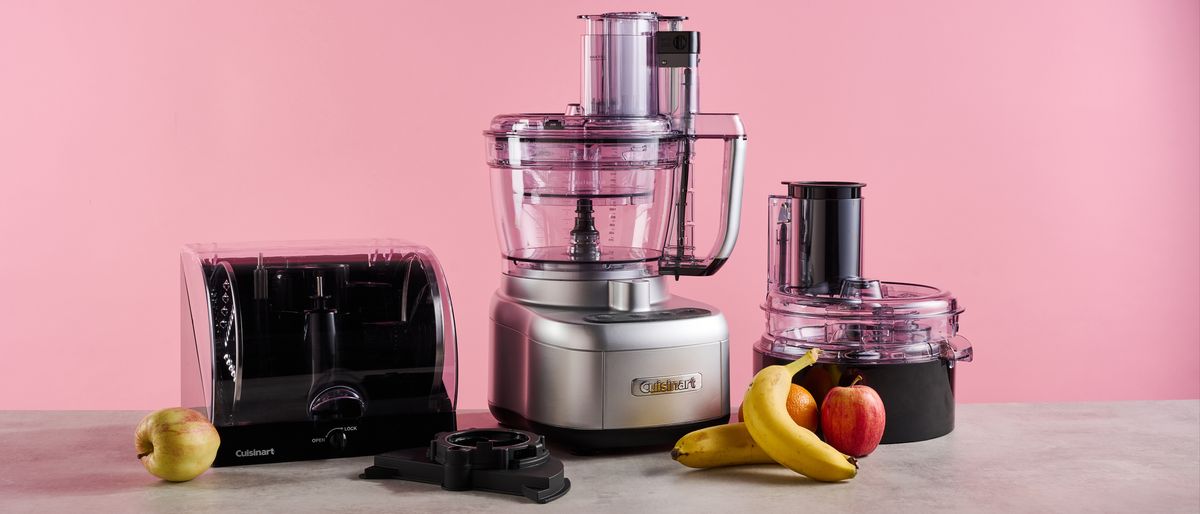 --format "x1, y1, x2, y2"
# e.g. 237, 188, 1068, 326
820, 376, 885, 457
